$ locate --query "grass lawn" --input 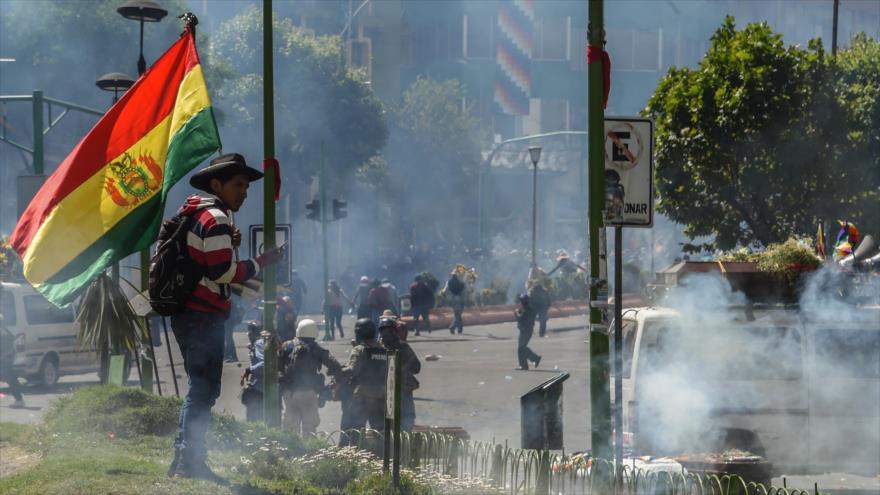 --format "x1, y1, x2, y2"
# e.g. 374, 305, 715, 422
0, 386, 448, 495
